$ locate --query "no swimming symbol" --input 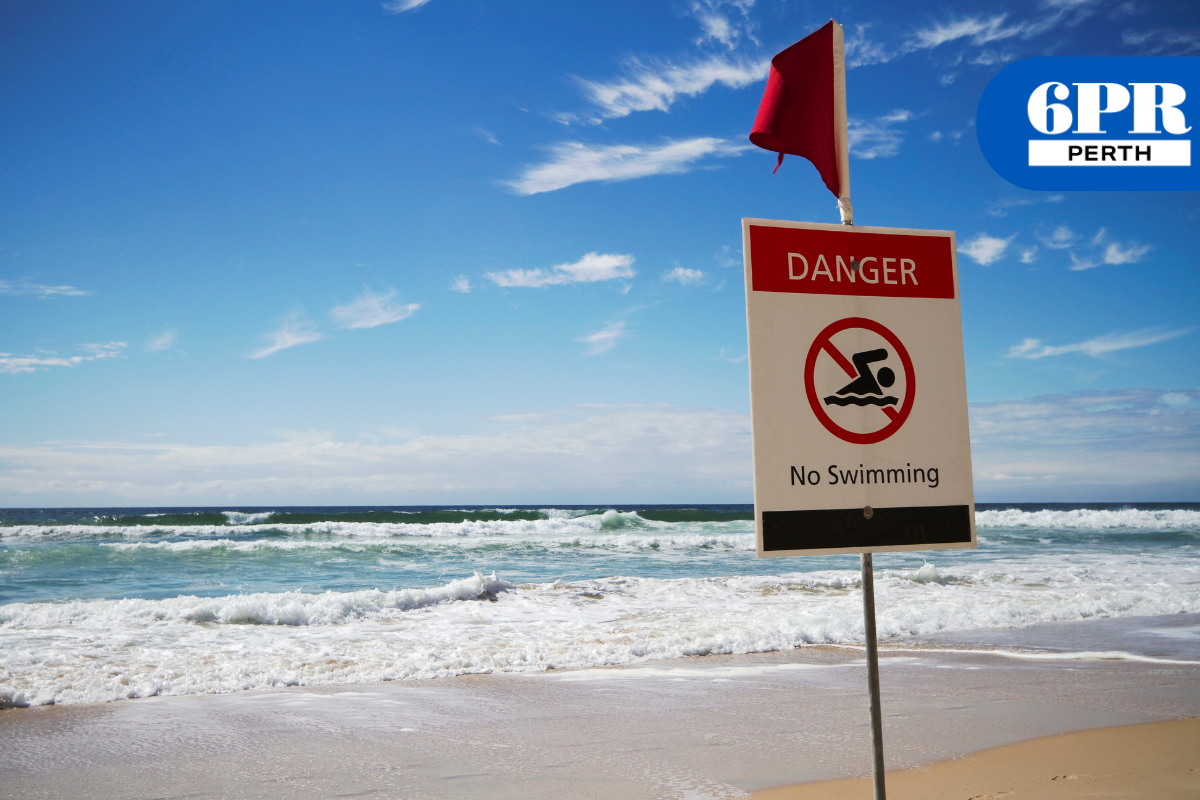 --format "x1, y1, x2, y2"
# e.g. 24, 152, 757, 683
803, 317, 915, 445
